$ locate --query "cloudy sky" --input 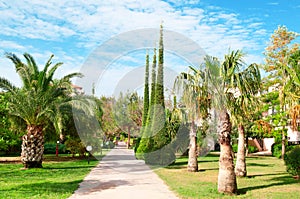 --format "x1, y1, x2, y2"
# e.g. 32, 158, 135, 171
0, 0, 299, 96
